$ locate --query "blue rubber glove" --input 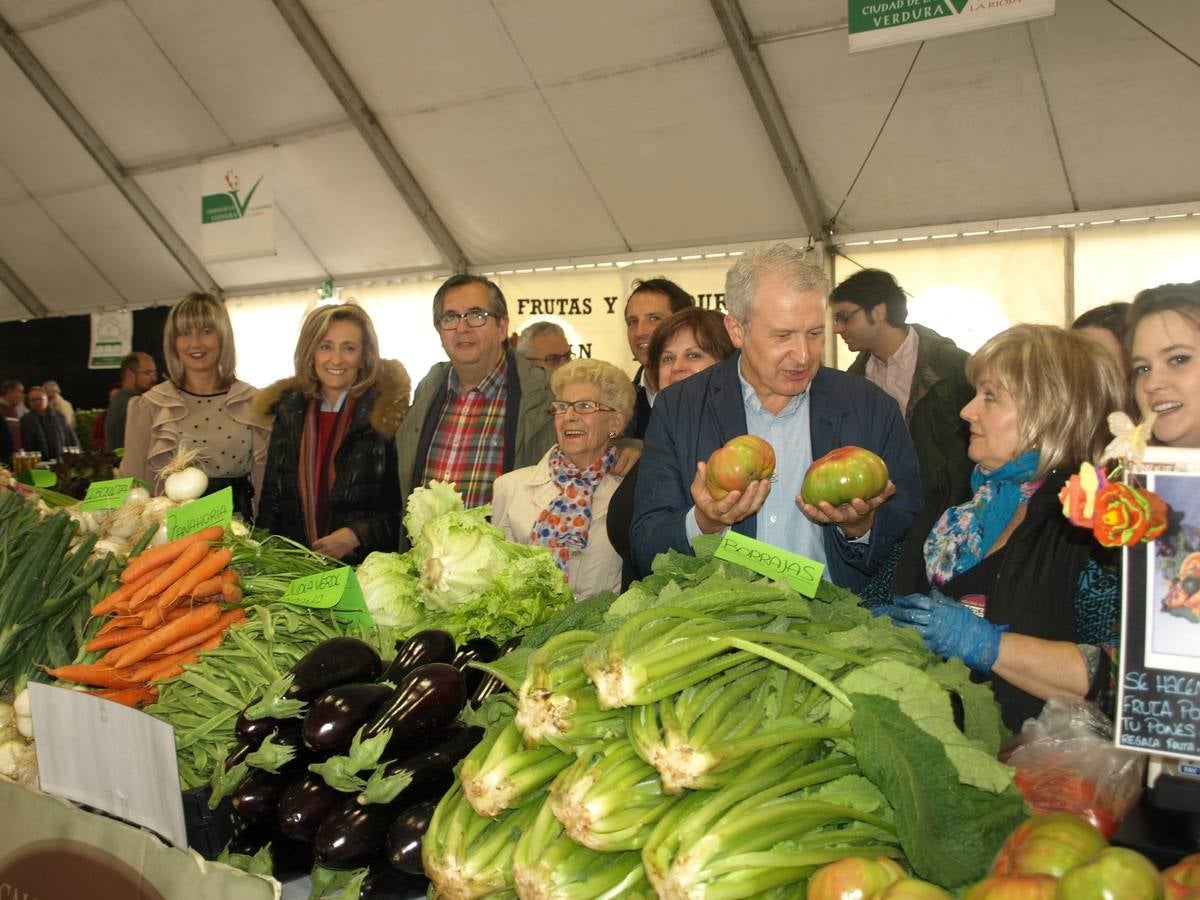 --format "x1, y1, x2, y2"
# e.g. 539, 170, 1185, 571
886, 591, 1006, 675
